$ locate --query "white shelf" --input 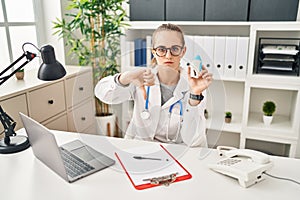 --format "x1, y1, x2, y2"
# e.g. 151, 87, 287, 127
206, 114, 242, 133
248, 74, 300, 86
218, 77, 246, 82
127, 21, 251, 29
246, 112, 297, 140
0, 66, 91, 100
127, 21, 300, 30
